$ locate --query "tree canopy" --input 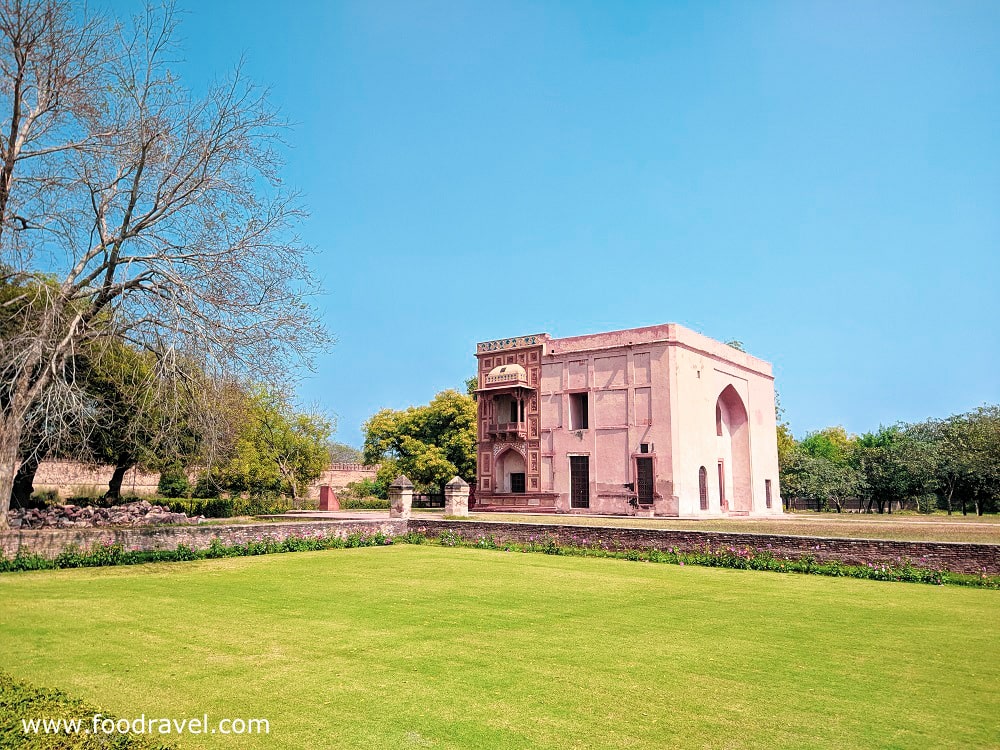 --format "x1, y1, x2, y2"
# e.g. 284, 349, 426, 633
0, 1, 326, 526
208, 388, 332, 505
362, 390, 476, 495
